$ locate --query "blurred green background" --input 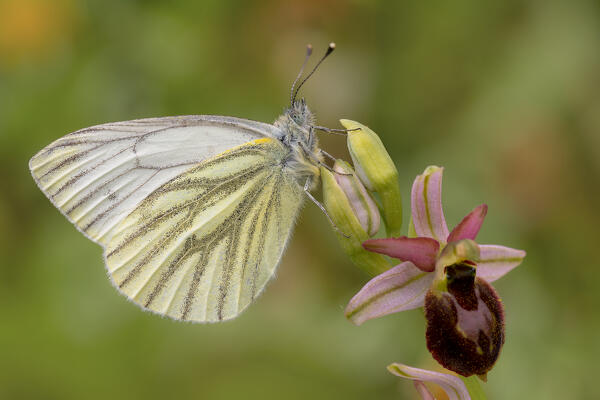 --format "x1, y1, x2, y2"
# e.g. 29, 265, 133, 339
1, 0, 599, 399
